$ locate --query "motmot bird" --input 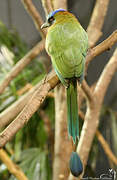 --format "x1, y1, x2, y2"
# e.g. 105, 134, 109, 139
41, 9, 88, 177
